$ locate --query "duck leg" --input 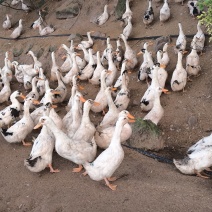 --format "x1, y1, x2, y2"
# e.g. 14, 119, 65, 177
104, 178, 117, 191
205, 167, 212, 172
107, 177, 117, 182
194, 170, 209, 179
48, 164, 60, 173
22, 140, 32, 146
72, 164, 83, 173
